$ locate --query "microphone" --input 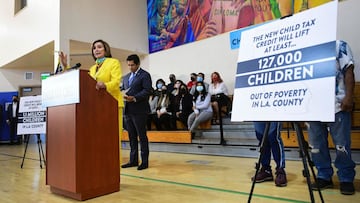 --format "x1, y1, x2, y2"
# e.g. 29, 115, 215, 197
69, 63, 81, 70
